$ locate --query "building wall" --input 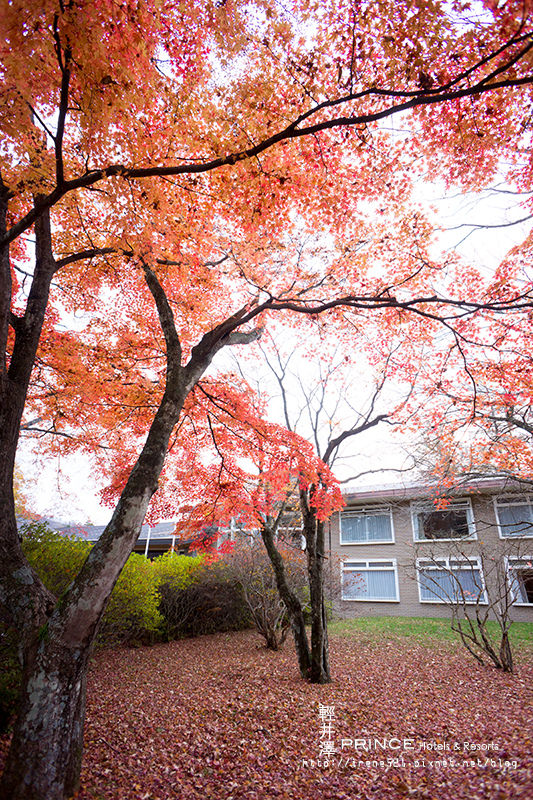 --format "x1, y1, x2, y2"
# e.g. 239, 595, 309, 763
330, 490, 533, 622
